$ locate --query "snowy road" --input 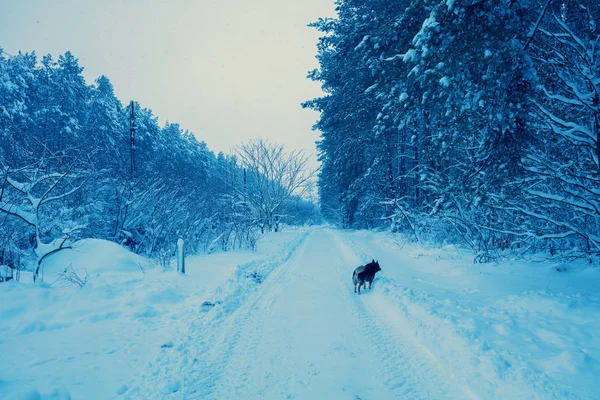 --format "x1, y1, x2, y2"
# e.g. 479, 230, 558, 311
207, 229, 468, 399
128, 229, 478, 399
4, 228, 598, 399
